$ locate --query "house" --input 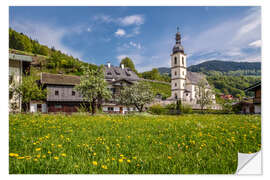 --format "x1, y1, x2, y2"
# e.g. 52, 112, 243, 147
168, 28, 217, 108
9, 52, 32, 112
31, 64, 140, 114
220, 94, 234, 100
244, 82, 261, 114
